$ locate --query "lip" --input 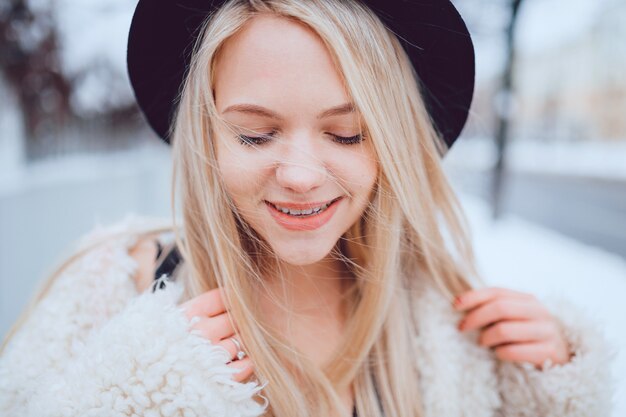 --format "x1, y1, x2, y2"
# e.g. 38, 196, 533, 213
265, 197, 343, 231
264, 197, 341, 210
